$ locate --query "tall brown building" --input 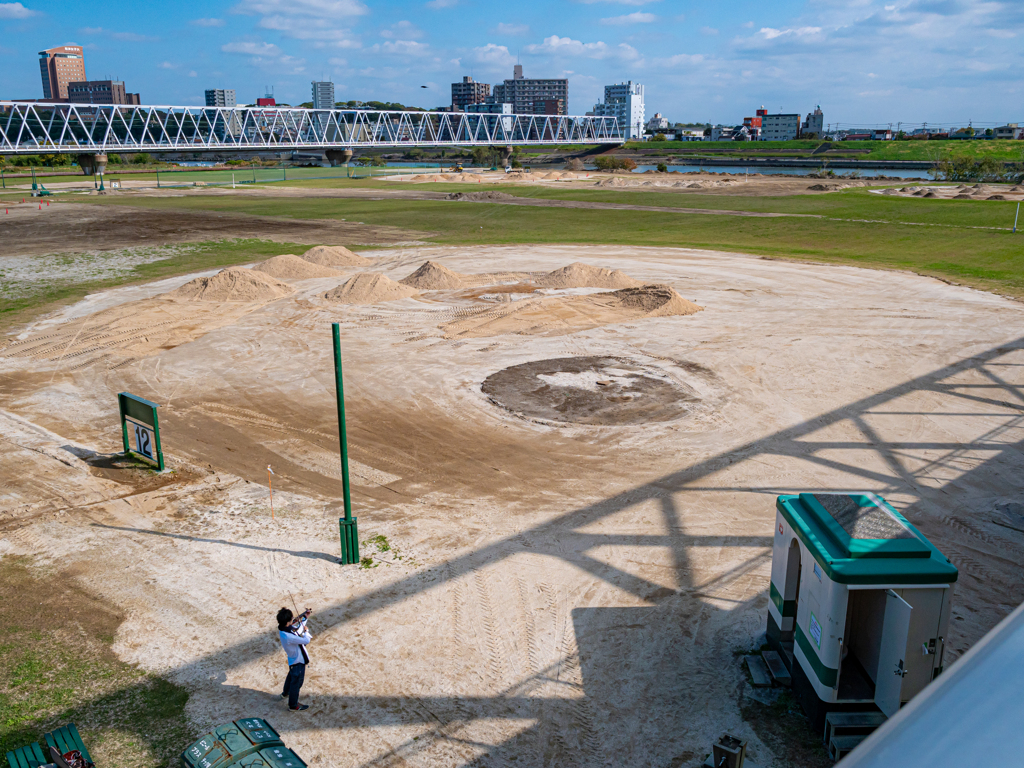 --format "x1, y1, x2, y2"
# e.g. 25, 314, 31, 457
67, 80, 140, 105
39, 45, 87, 100
451, 76, 490, 110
